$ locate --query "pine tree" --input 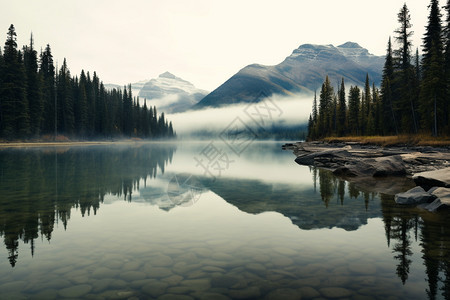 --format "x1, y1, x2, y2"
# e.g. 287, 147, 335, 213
413, 48, 421, 124
420, 0, 446, 136
372, 83, 382, 134
359, 91, 366, 135
74, 70, 88, 136
348, 86, 361, 135
393, 3, 417, 133
381, 37, 398, 135
310, 91, 318, 139
57, 58, 74, 135
158, 112, 166, 137
0, 25, 30, 138
394, 4, 414, 70
312, 90, 318, 123
445, 0, 450, 132
92, 72, 101, 134
307, 114, 313, 140
23, 33, 43, 137
0, 46, 3, 130
361, 74, 372, 135
318, 76, 334, 137
142, 99, 150, 137
134, 97, 140, 136
337, 78, 346, 136
39, 44, 56, 135
151, 106, 158, 136
97, 82, 107, 136
85, 72, 94, 136
332, 94, 337, 135
122, 85, 133, 136
168, 121, 174, 137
